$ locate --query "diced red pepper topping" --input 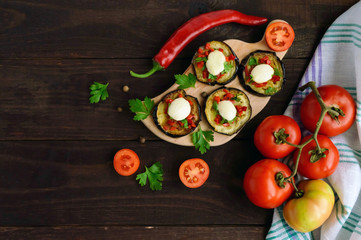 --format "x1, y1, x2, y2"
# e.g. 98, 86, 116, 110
214, 114, 222, 125
198, 54, 206, 58
178, 93, 183, 98
187, 99, 193, 106
228, 55, 236, 61
223, 92, 235, 100
271, 75, 281, 83
236, 105, 247, 115
203, 70, 208, 79
244, 66, 250, 77
218, 48, 224, 52
197, 61, 204, 69
210, 48, 214, 52
205, 51, 209, 56
167, 119, 176, 126
223, 89, 229, 94
186, 114, 194, 120
197, 48, 203, 54
178, 121, 184, 127
253, 82, 268, 88
163, 125, 169, 130
165, 98, 173, 104
205, 43, 211, 50
214, 96, 221, 104
222, 122, 230, 127
225, 56, 229, 62
259, 56, 271, 65
170, 126, 177, 131
217, 73, 225, 80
